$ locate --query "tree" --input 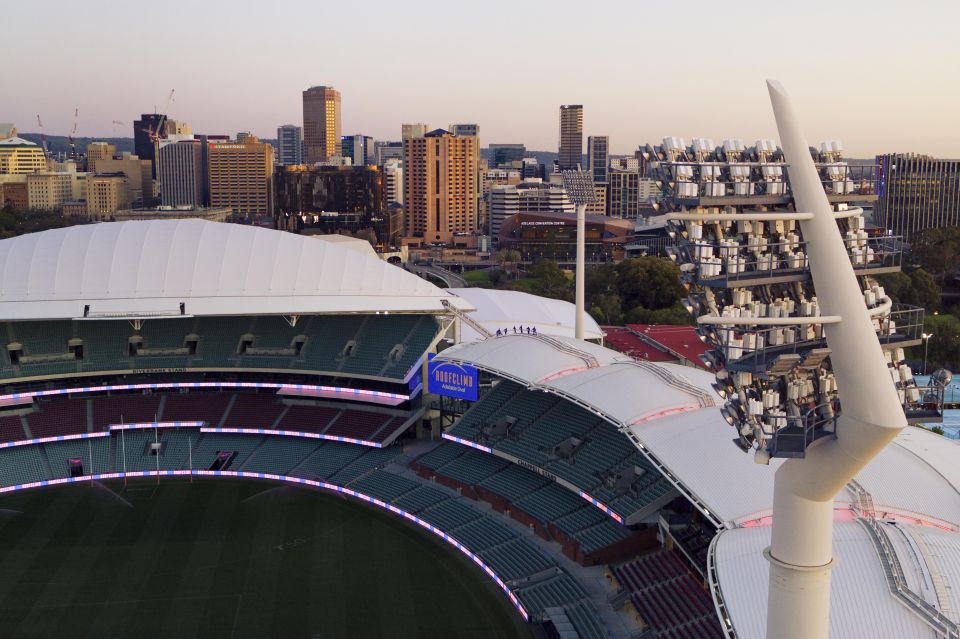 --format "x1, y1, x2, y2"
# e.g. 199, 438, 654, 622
527, 259, 573, 302
877, 268, 941, 311
924, 313, 960, 372
588, 293, 622, 325
910, 226, 960, 287
614, 257, 685, 311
